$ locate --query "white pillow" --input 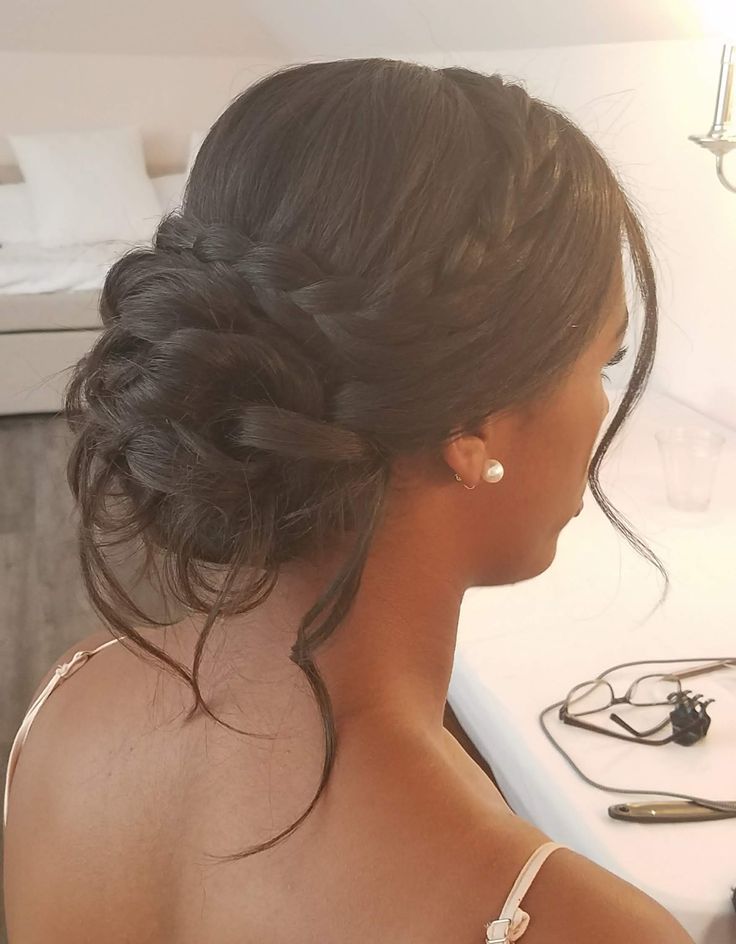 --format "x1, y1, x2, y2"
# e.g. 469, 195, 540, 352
186, 130, 207, 177
8, 126, 162, 247
0, 182, 36, 244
